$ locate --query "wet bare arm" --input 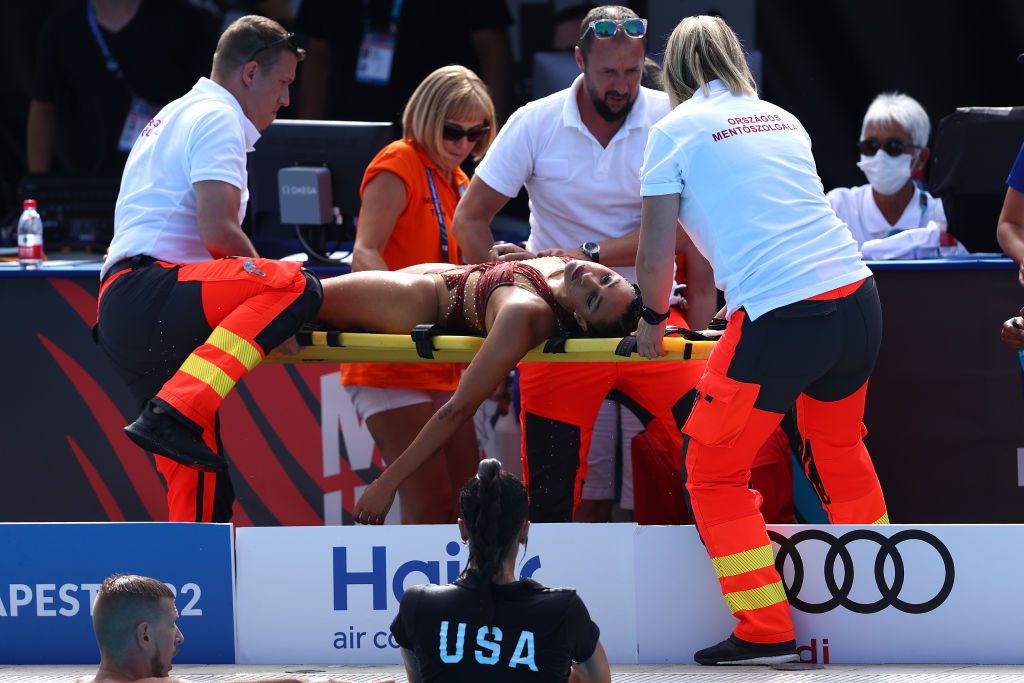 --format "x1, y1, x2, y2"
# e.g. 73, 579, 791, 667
352, 299, 551, 523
